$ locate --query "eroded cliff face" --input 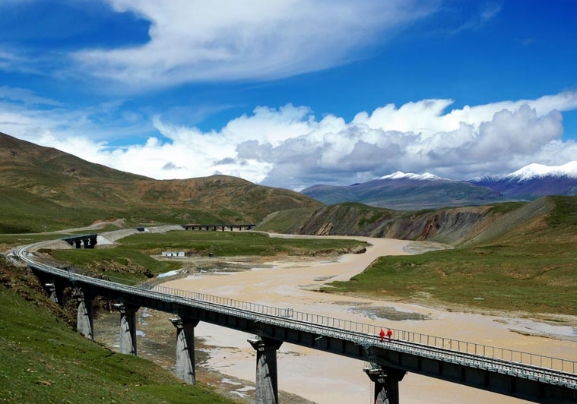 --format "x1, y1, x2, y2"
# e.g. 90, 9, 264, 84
258, 196, 559, 247
294, 204, 492, 243
379, 207, 495, 244
290, 199, 554, 246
